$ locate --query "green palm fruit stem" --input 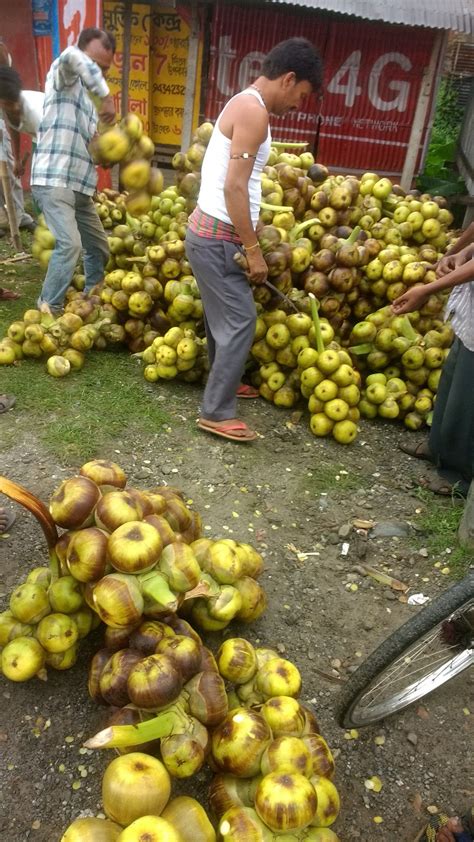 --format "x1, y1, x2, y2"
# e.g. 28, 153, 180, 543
0, 477, 60, 580
348, 343, 374, 355
84, 702, 192, 749
399, 316, 419, 342
260, 202, 293, 212
290, 217, 321, 241
308, 293, 325, 355
125, 213, 141, 230
138, 570, 179, 613
271, 141, 308, 149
